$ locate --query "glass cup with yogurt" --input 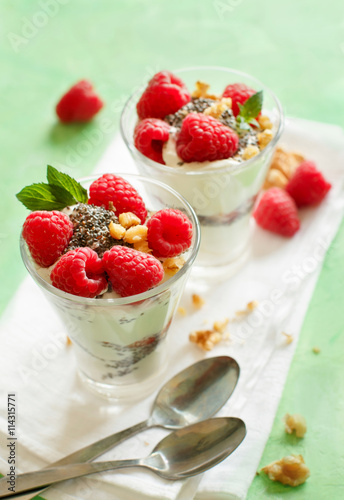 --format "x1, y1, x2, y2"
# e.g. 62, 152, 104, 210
120, 67, 284, 279
20, 174, 200, 401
